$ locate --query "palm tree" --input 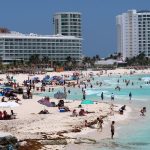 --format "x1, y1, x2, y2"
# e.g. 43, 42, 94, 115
95, 54, 100, 61
66, 56, 72, 63
65, 56, 73, 69
41, 56, 49, 64
28, 54, 41, 65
